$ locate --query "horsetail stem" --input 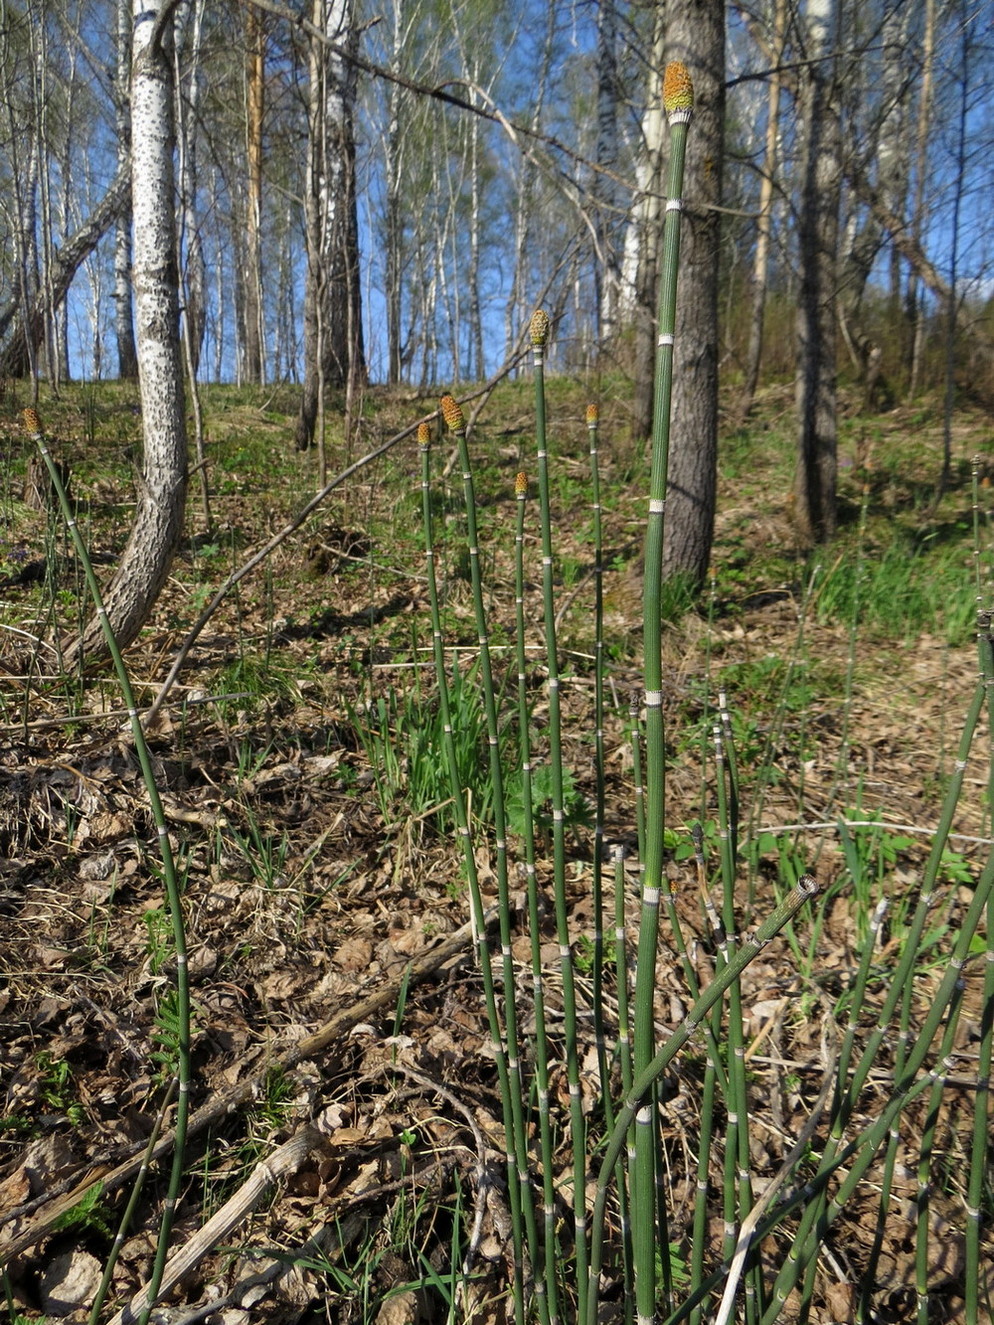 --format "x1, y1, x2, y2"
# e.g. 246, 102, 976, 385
632, 60, 694, 1320
25, 409, 191, 1324
513, 467, 559, 1323
529, 314, 590, 1319
420, 413, 532, 1325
